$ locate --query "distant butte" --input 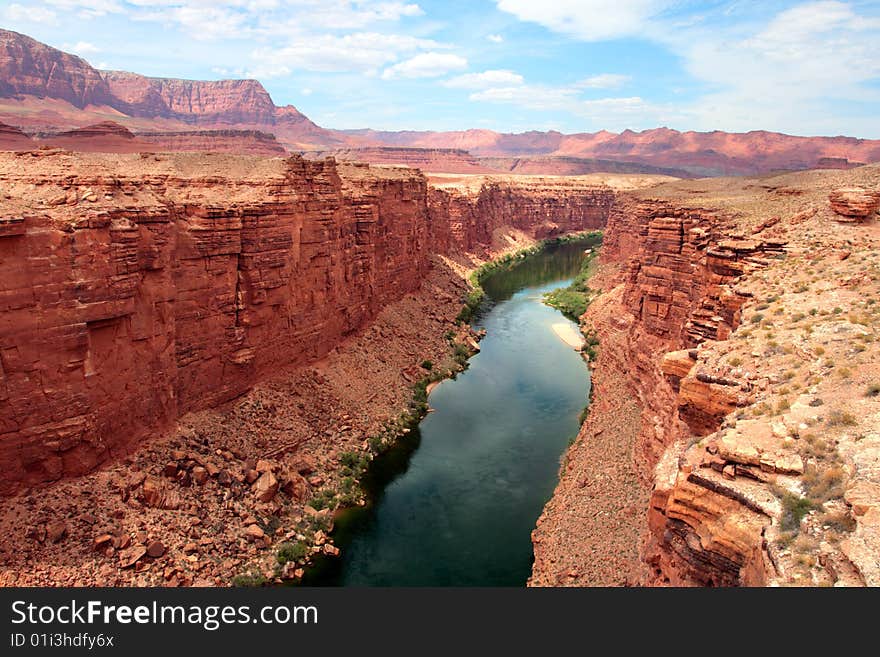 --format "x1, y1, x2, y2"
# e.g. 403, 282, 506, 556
2, 27, 880, 173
